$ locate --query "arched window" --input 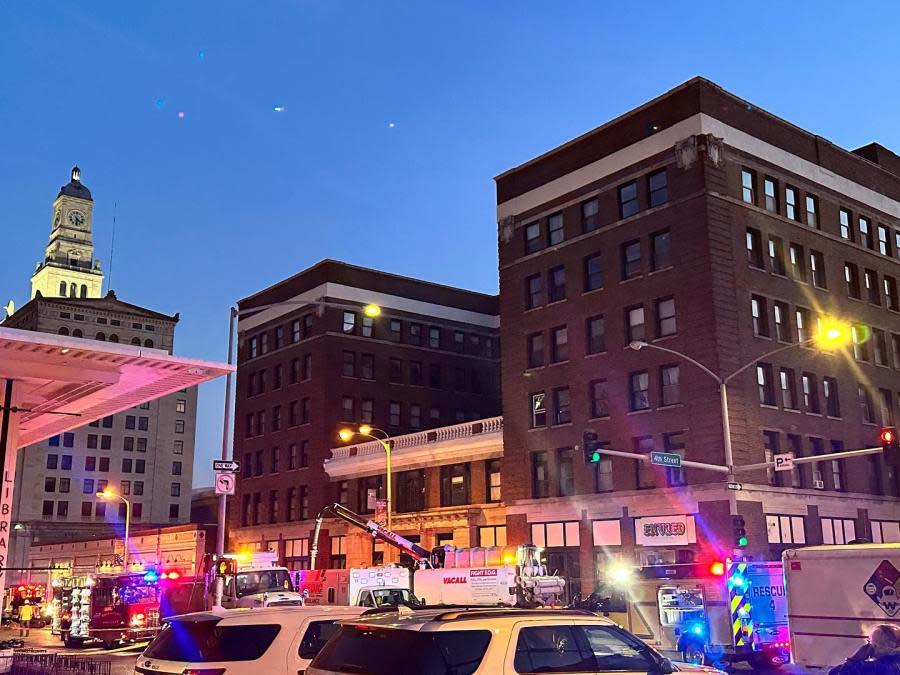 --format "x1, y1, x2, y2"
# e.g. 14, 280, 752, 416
58, 327, 69, 336
72, 329, 83, 338
108, 334, 119, 343
95, 332, 106, 341
144, 339, 154, 348
59, 281, 67, 297
69, 283, 76, 298
131, 337, 141, 346
80, 285, 87, 298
